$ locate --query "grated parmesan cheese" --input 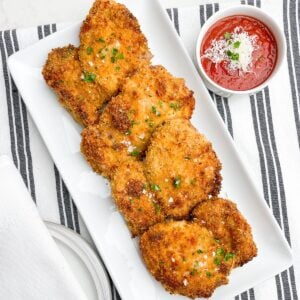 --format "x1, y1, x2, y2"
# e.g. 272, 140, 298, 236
203, 26, 257, 72
127, 145, 135, 153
